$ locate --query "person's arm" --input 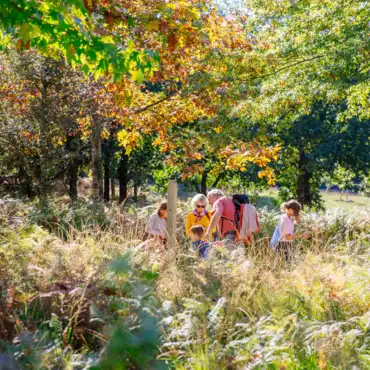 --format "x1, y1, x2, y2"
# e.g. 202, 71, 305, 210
256, 214, 261, 233
283, 233, 310, 241
280, 216, 301, 241
204, 210, 222, 241
185, 214, 192, 236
